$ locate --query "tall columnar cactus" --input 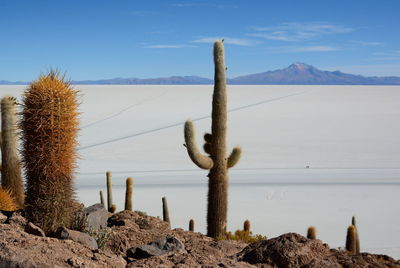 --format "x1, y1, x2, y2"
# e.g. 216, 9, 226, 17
125, 177, 133, 211
184, 40, 242, 238
307, 226, 317, 239
243, 220, 251, 233
351, 216, 360, 254
346, 225, 357, 254
21, 71, 79, 234
1, 96, 24, 208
